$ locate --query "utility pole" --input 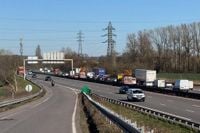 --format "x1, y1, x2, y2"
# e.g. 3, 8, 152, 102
102, 21, 116, 72
77, 30, 84, 56
19, 38, 23, 57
